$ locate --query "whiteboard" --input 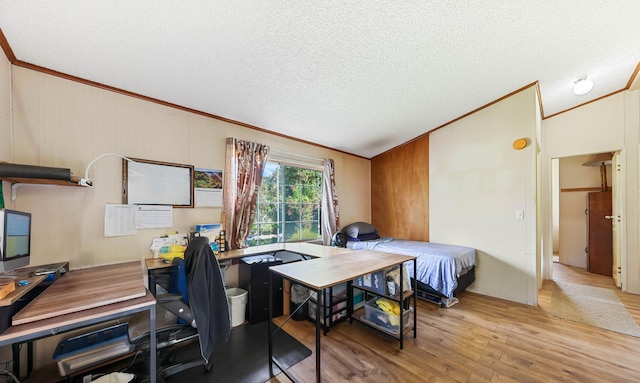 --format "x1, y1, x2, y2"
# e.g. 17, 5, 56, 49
123, 158, 194, 208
